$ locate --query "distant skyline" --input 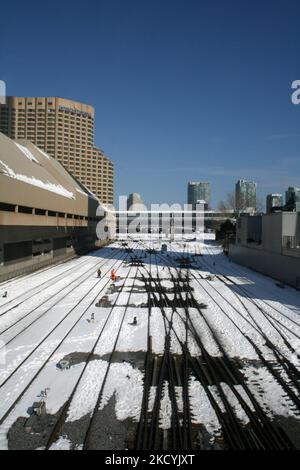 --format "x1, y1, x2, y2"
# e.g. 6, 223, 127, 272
1, 0, 300, 208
